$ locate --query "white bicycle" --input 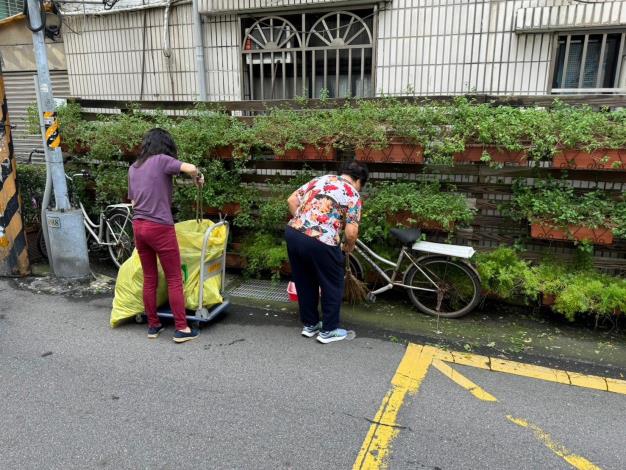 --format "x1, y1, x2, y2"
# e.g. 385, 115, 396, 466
68, 170, 134, 268
68, 171, 135, 268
